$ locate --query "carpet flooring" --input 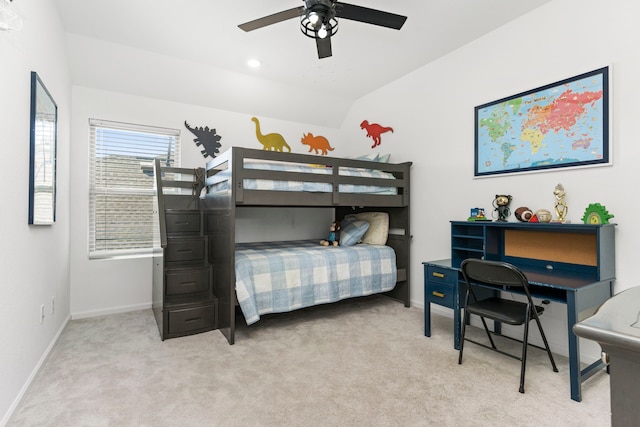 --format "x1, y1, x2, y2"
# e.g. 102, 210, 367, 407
8, 296, 610, 426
